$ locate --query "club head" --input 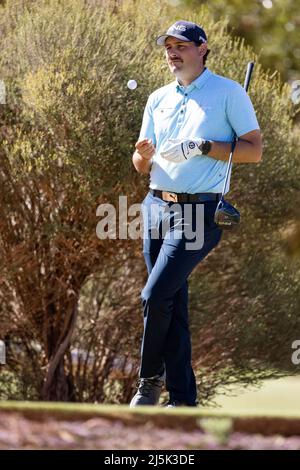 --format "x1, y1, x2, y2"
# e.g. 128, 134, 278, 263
214, 198, 240, 229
